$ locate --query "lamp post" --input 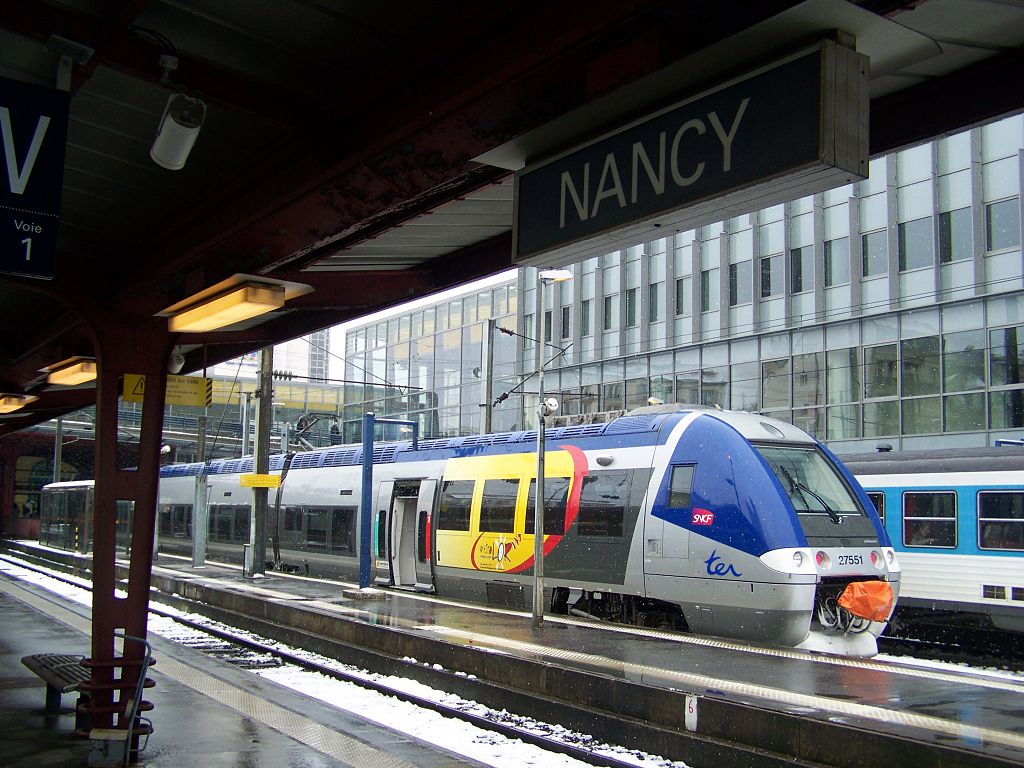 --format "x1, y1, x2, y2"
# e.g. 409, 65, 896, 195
532, 268, 573, 628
